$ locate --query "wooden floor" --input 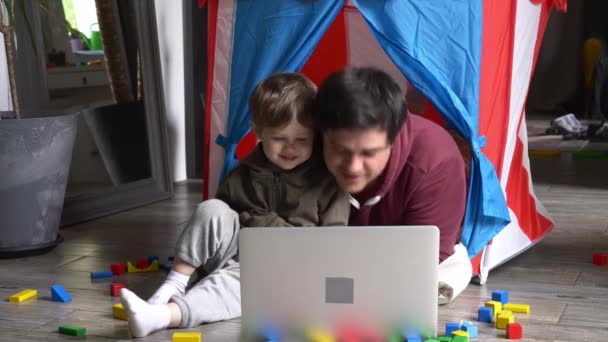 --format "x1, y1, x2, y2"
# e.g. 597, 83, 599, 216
1, 156, 608, 341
